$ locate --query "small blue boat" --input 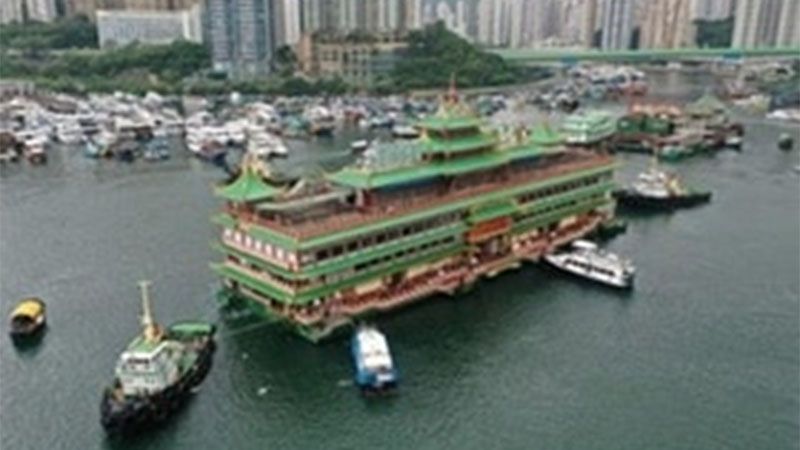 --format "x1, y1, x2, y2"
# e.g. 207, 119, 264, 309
351, 325, 398, 393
